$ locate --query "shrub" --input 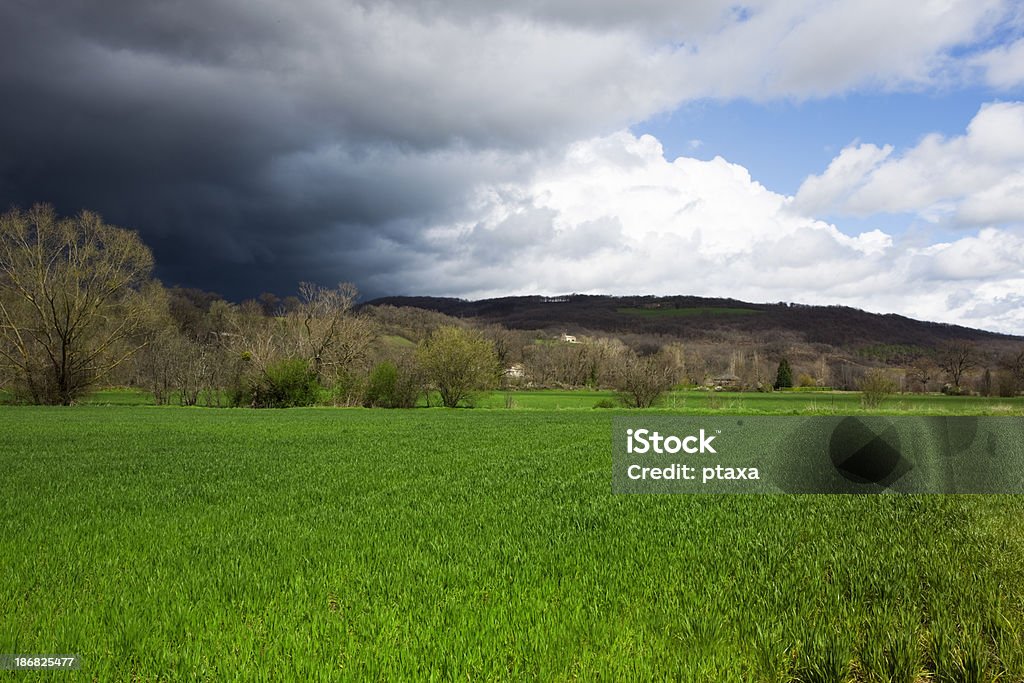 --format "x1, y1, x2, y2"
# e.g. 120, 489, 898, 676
593, 398, 617, 409
860, 368, 897, 408
996, 371, 1018, 398
248, 358, 320, 408
363, 360, 422, 408
418, 326, 500, 408
611, 350, 676, 408
327, 369, 366, 407
364, 361, 398, 407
